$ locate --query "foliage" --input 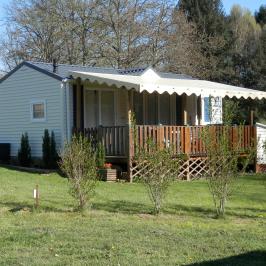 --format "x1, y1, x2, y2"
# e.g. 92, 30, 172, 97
42, 129, 58, 169
203, 99, 256, 217
17, 132, 31, 167
136, 139, 179, 215
60, 134, 98, 210
255, 5, 266, 26
202, 125, 256, 218
177, 0, 226, 36
222, 98, 240, 125
96, 142, 105, 169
